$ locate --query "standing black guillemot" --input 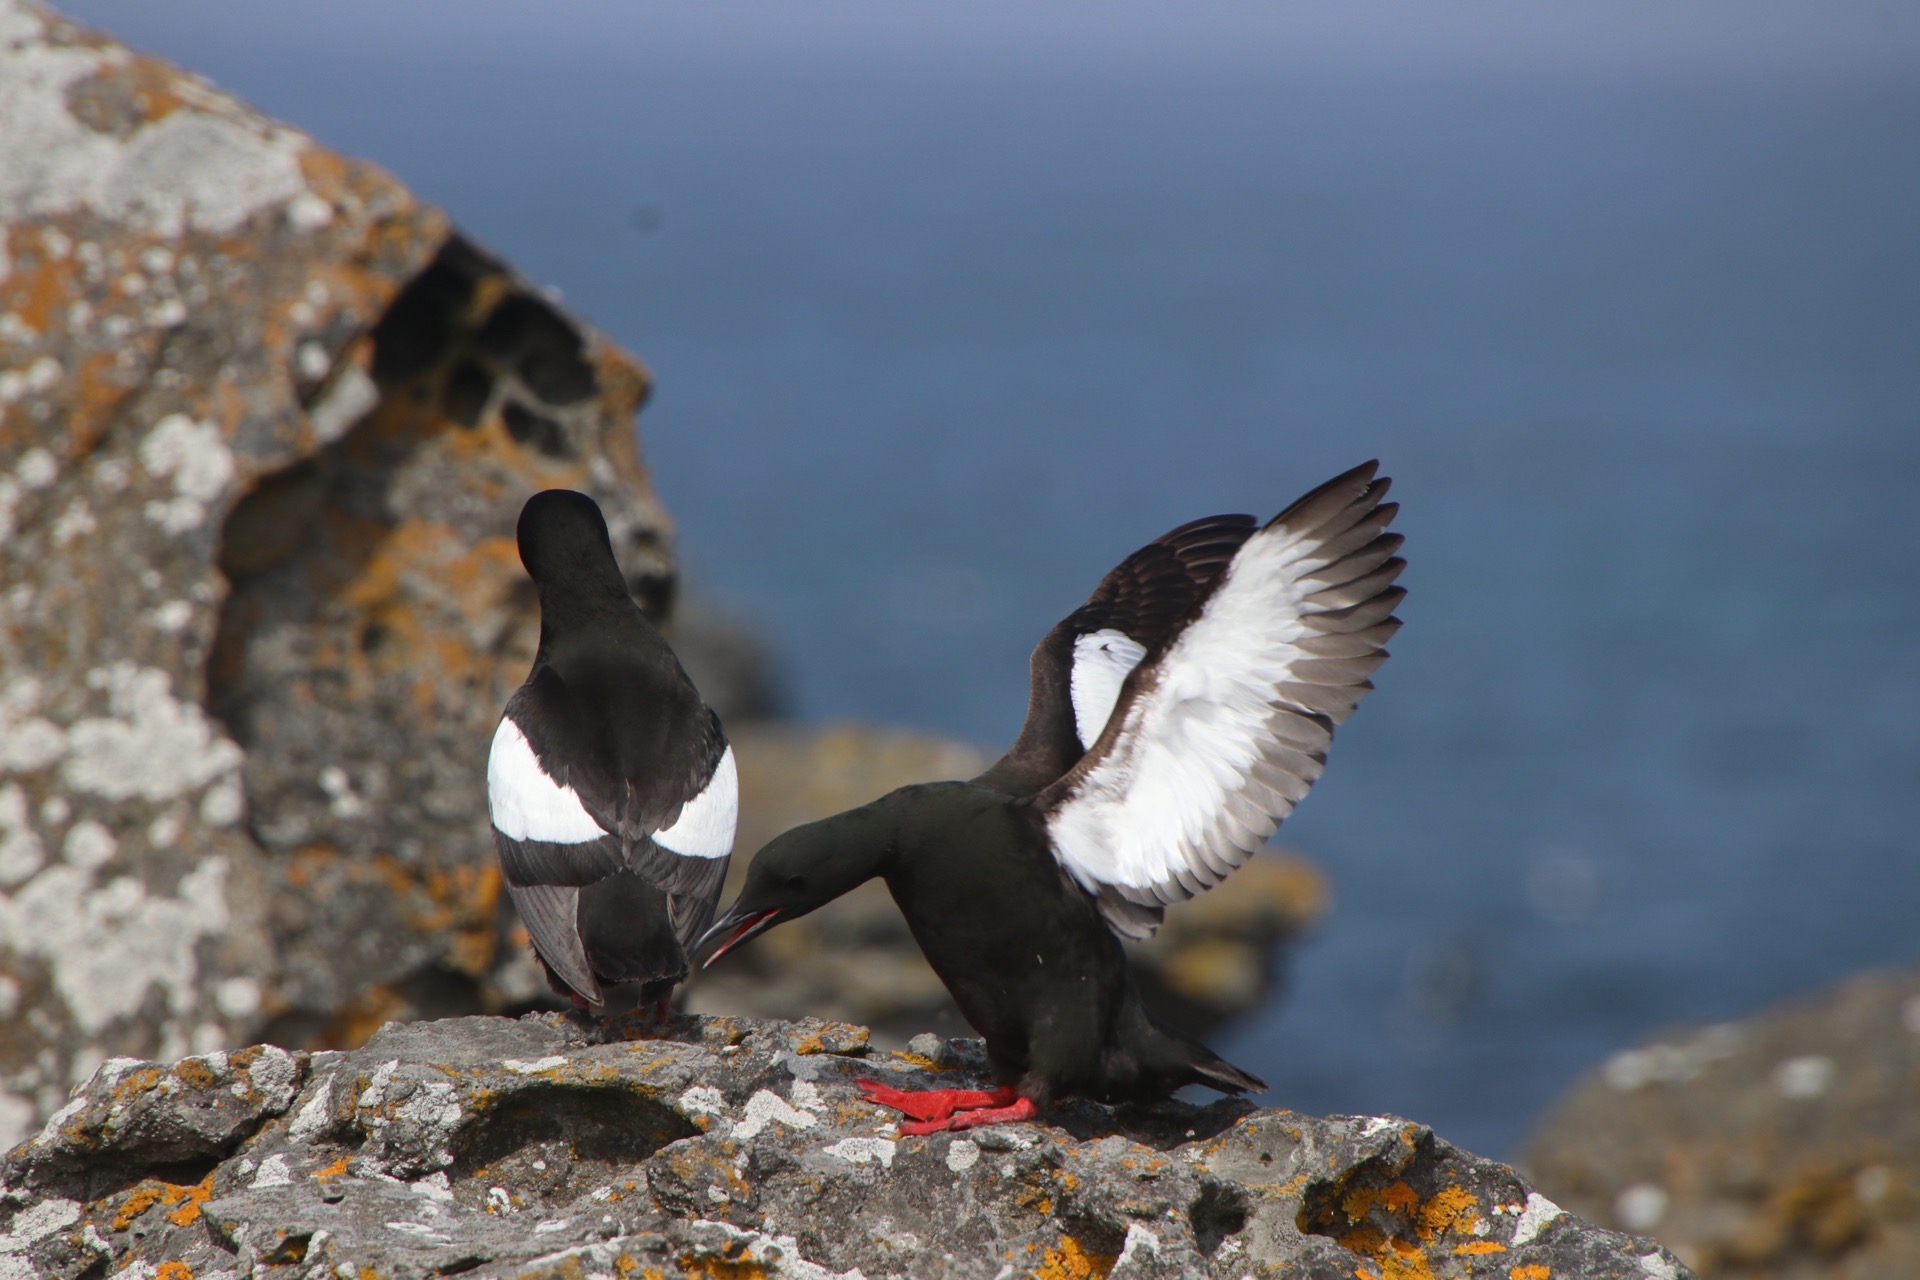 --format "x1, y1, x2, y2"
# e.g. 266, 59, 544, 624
489, 489, 736, 1035
702, 462, 1402, 1131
